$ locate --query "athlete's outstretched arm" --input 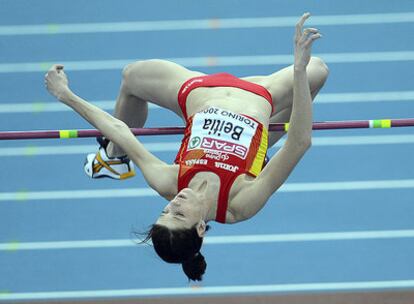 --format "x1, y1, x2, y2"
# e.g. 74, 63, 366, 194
45, 65, 178, 199
231, 13, 320, 221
